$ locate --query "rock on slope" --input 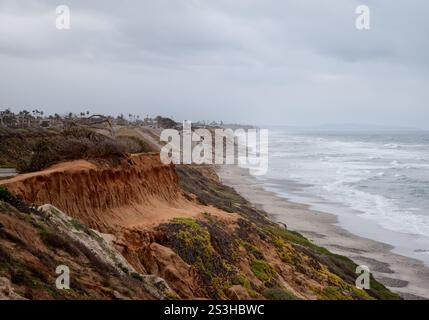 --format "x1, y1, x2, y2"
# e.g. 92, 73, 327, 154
0, 189, 173, 300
